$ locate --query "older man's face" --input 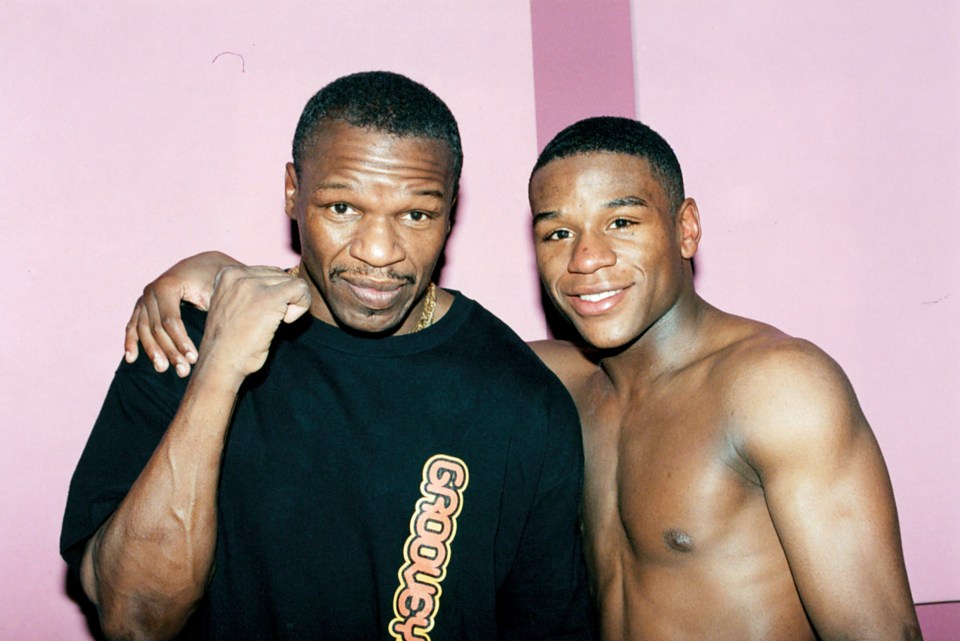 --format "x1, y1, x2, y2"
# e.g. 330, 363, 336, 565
285, 122, 456, 335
